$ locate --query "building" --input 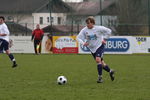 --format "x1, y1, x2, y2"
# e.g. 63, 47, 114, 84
0, 0, 71, 35
0, 0, 117, 36
42, 0, 117, 35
